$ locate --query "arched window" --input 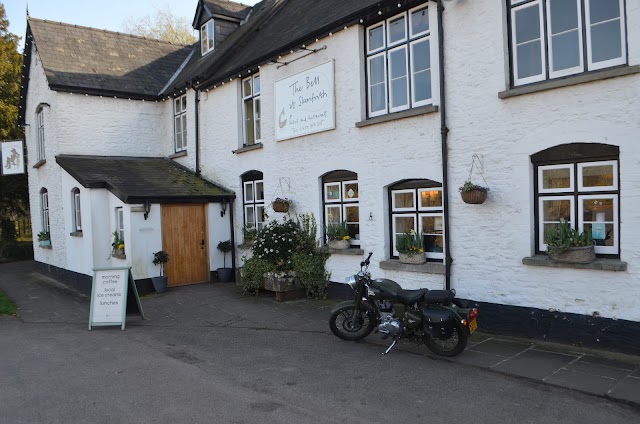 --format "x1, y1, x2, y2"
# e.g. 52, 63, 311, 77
242, 171, 265, 233
322, 170, 360, 246
36, 106, 46, 161
71, 188, 82, 232
532, 143, 620, 256
40, 188, 49, 234
389, 179, 444, 260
